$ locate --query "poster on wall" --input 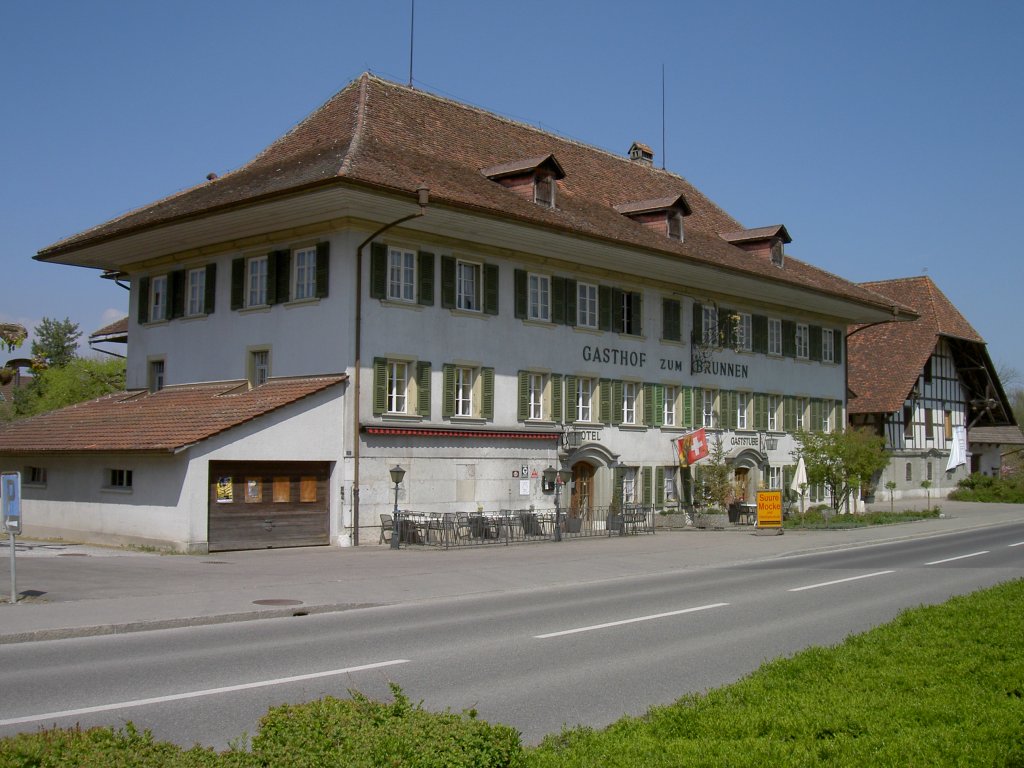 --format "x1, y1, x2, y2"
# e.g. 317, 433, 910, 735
216, 476, 234, 503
